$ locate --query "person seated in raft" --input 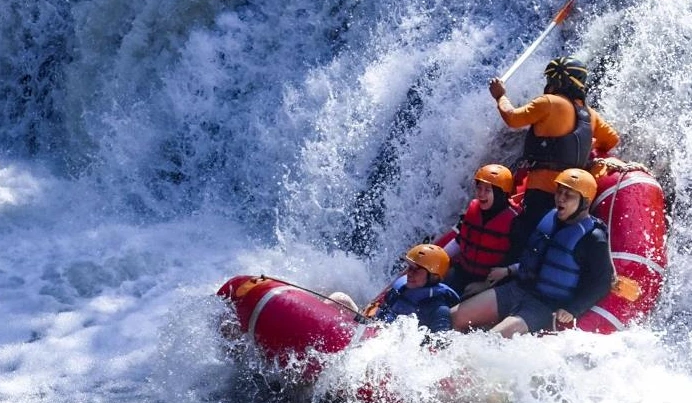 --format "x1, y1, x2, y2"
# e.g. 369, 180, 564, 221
439, 164, 521, 299
328, 244, 461, 333
489, 57, 620, 259
448, 168, 613, 338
